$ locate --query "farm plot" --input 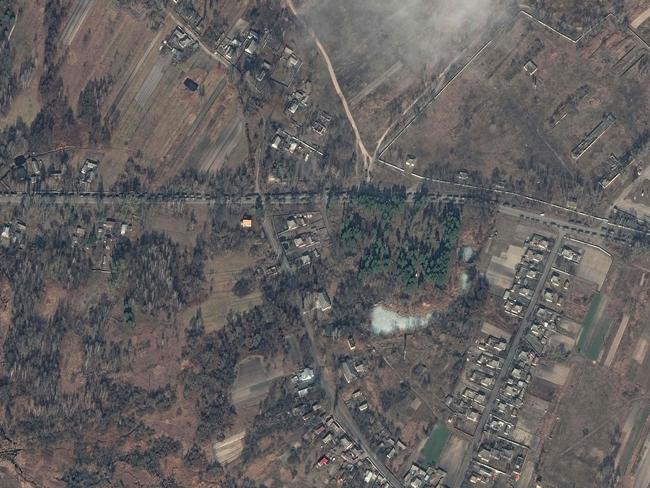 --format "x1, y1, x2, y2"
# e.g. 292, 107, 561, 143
170, 80, 249, 177
197, 253, 264, 332
420, 425, 450, 468
486, 244, 525, 290
110, 52, 228, 170
634, 432, 650, 488
60, 0, 95, 47
436, 434, 469, 488
59, 1, 161, 108
603, 313, 630, 367
616, 403, 650, 473
534, 363, 571, 386
213, 431, 246, 465
58, 1, 246, 186
480, 321, 511, 339
577, 294, 618, 363
231, 356, 285, 411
